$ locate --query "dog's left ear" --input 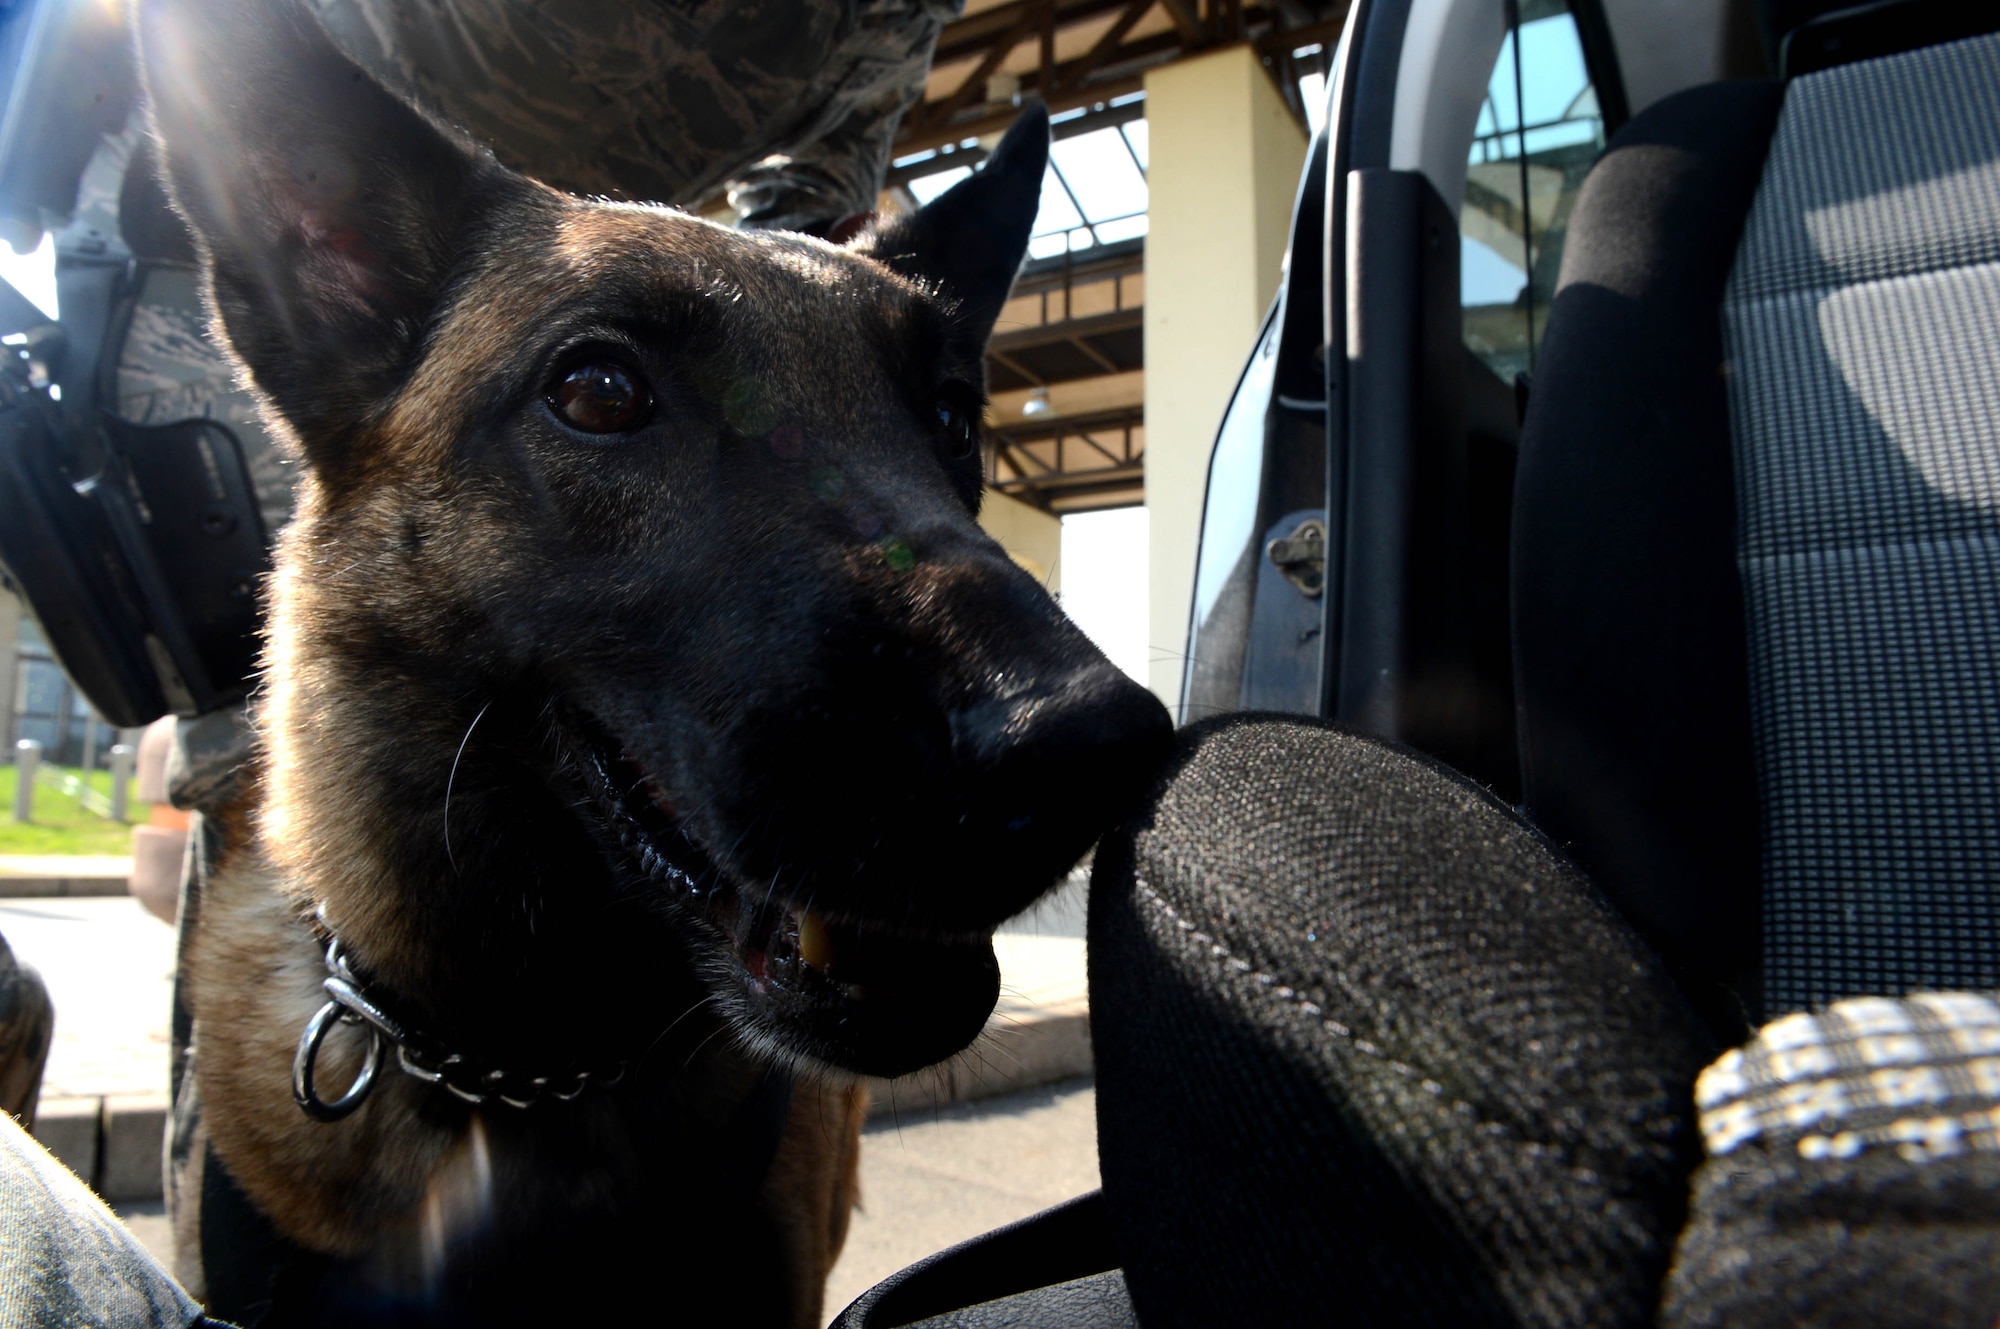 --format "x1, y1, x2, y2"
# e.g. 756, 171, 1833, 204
860, 103, 1049, 348
137, 0, 512, 475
